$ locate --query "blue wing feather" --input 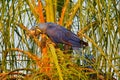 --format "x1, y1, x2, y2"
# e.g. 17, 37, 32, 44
45, 22, 87, 48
